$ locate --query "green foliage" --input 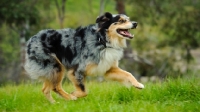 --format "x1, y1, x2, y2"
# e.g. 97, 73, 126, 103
0, 0, 39, 25
0, 77, 199, 112
121, 0, 200, 77
128, 0, 200, 48
0, 24, 20, 68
